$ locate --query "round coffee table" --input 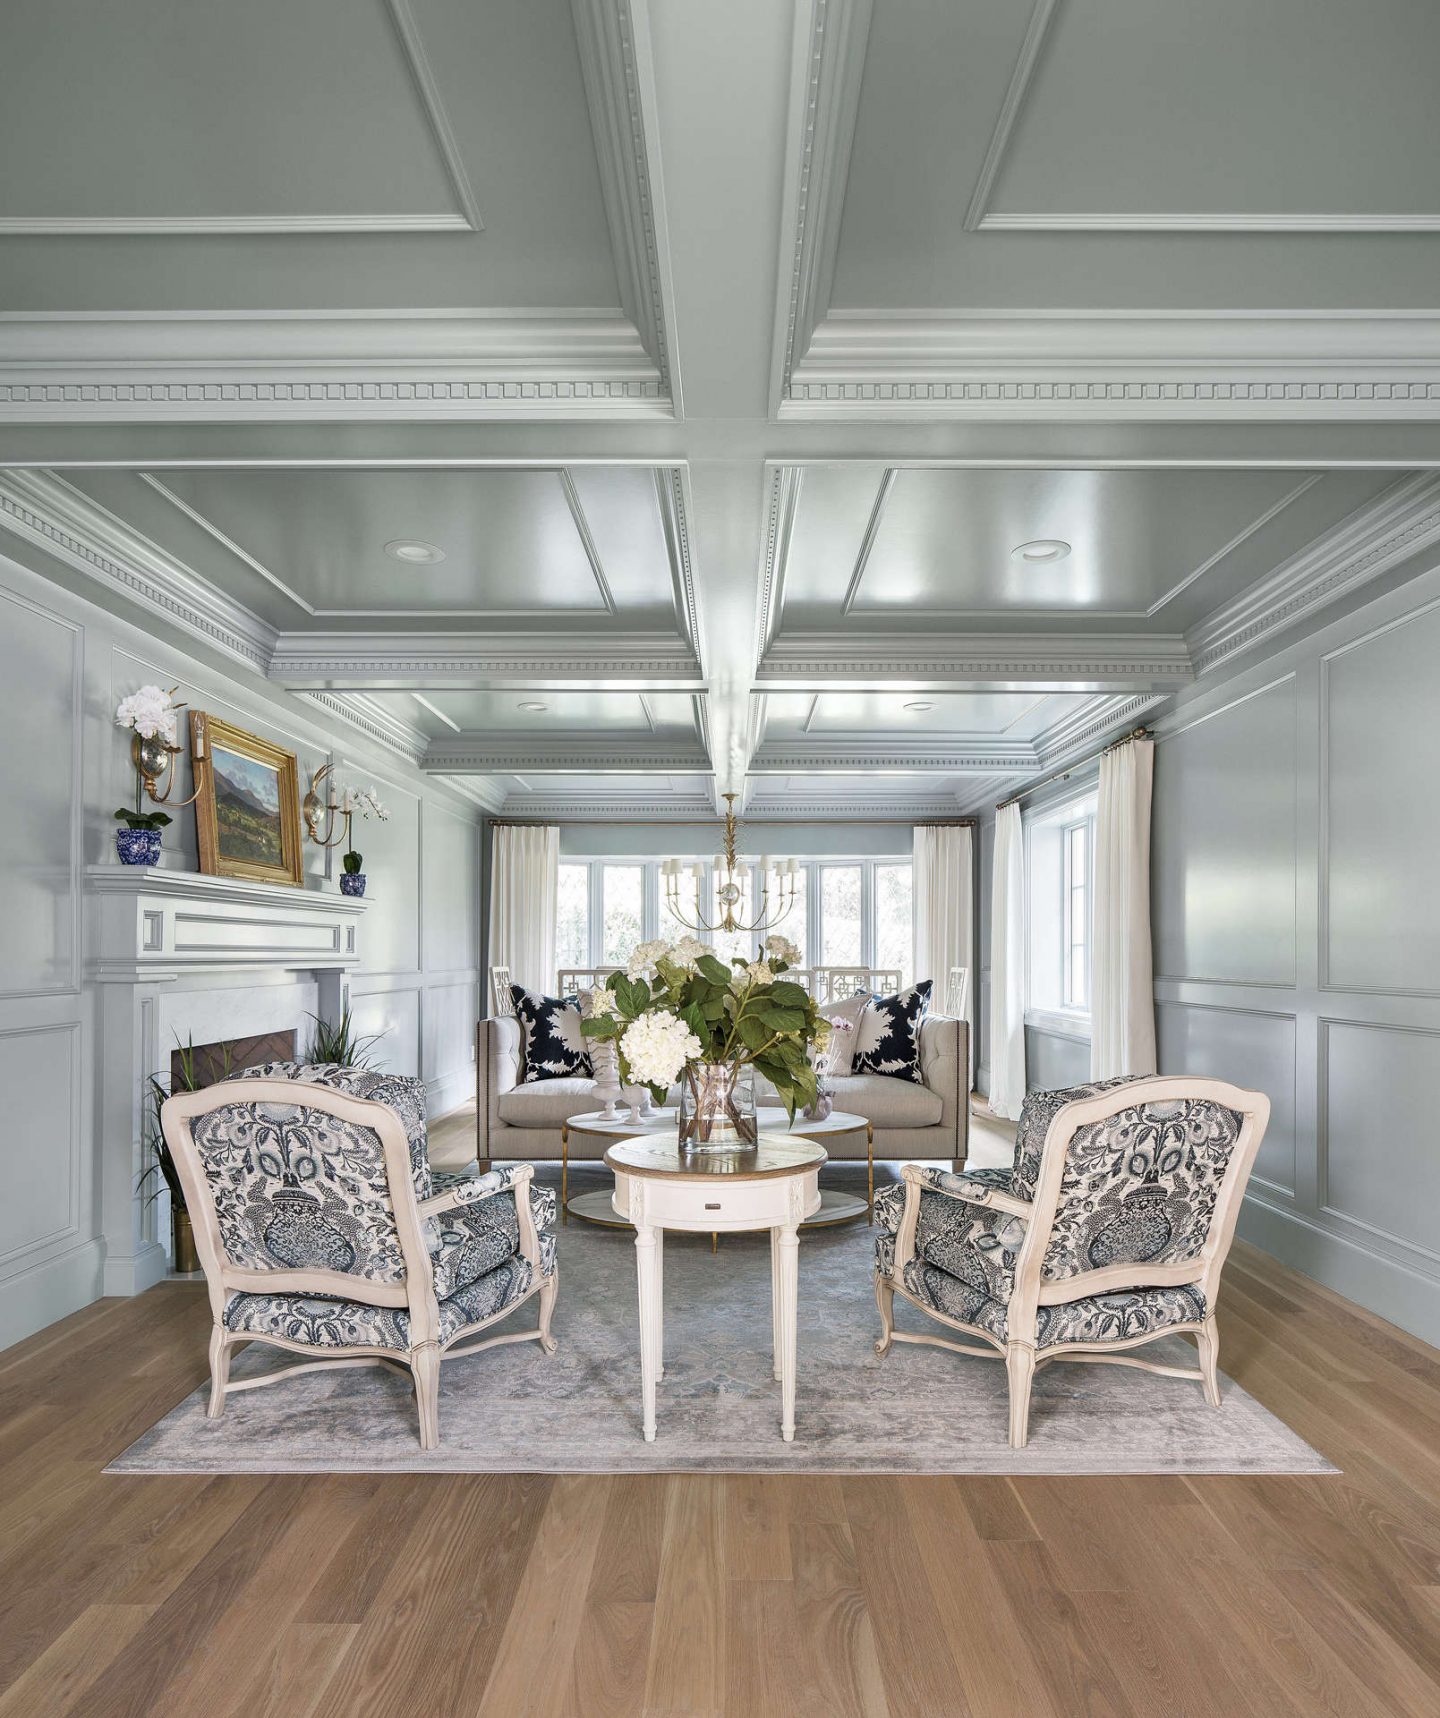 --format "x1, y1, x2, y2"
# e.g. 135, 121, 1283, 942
604, 1134, 826, 1442
562, 1104, 873, 1231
